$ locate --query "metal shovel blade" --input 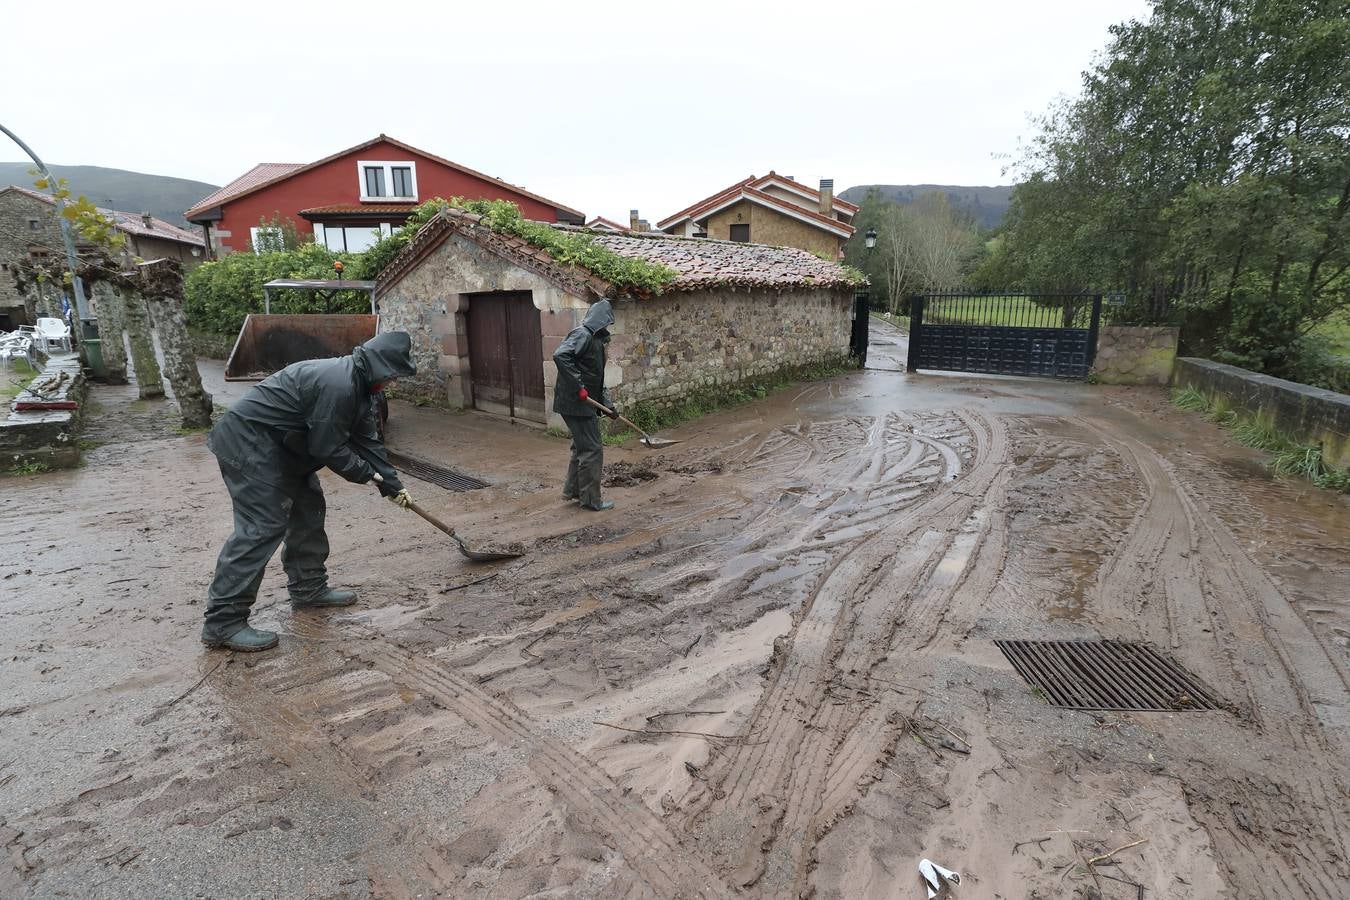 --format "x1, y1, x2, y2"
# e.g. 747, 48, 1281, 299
403, 494, 526, 562
452, 532, 526, 562
639, 434, 682, 449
